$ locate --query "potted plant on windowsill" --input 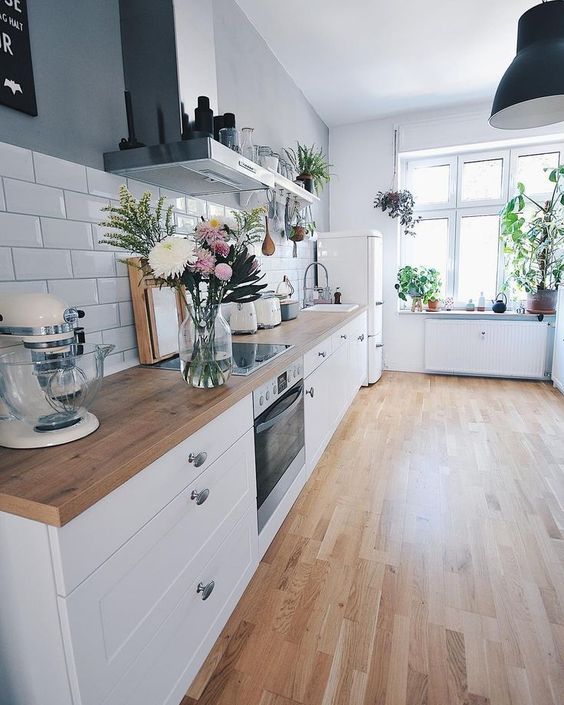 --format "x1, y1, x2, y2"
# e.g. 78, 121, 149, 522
501, 166, 564, 314
284, 143, 332, 194
395, 266, 442, 312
